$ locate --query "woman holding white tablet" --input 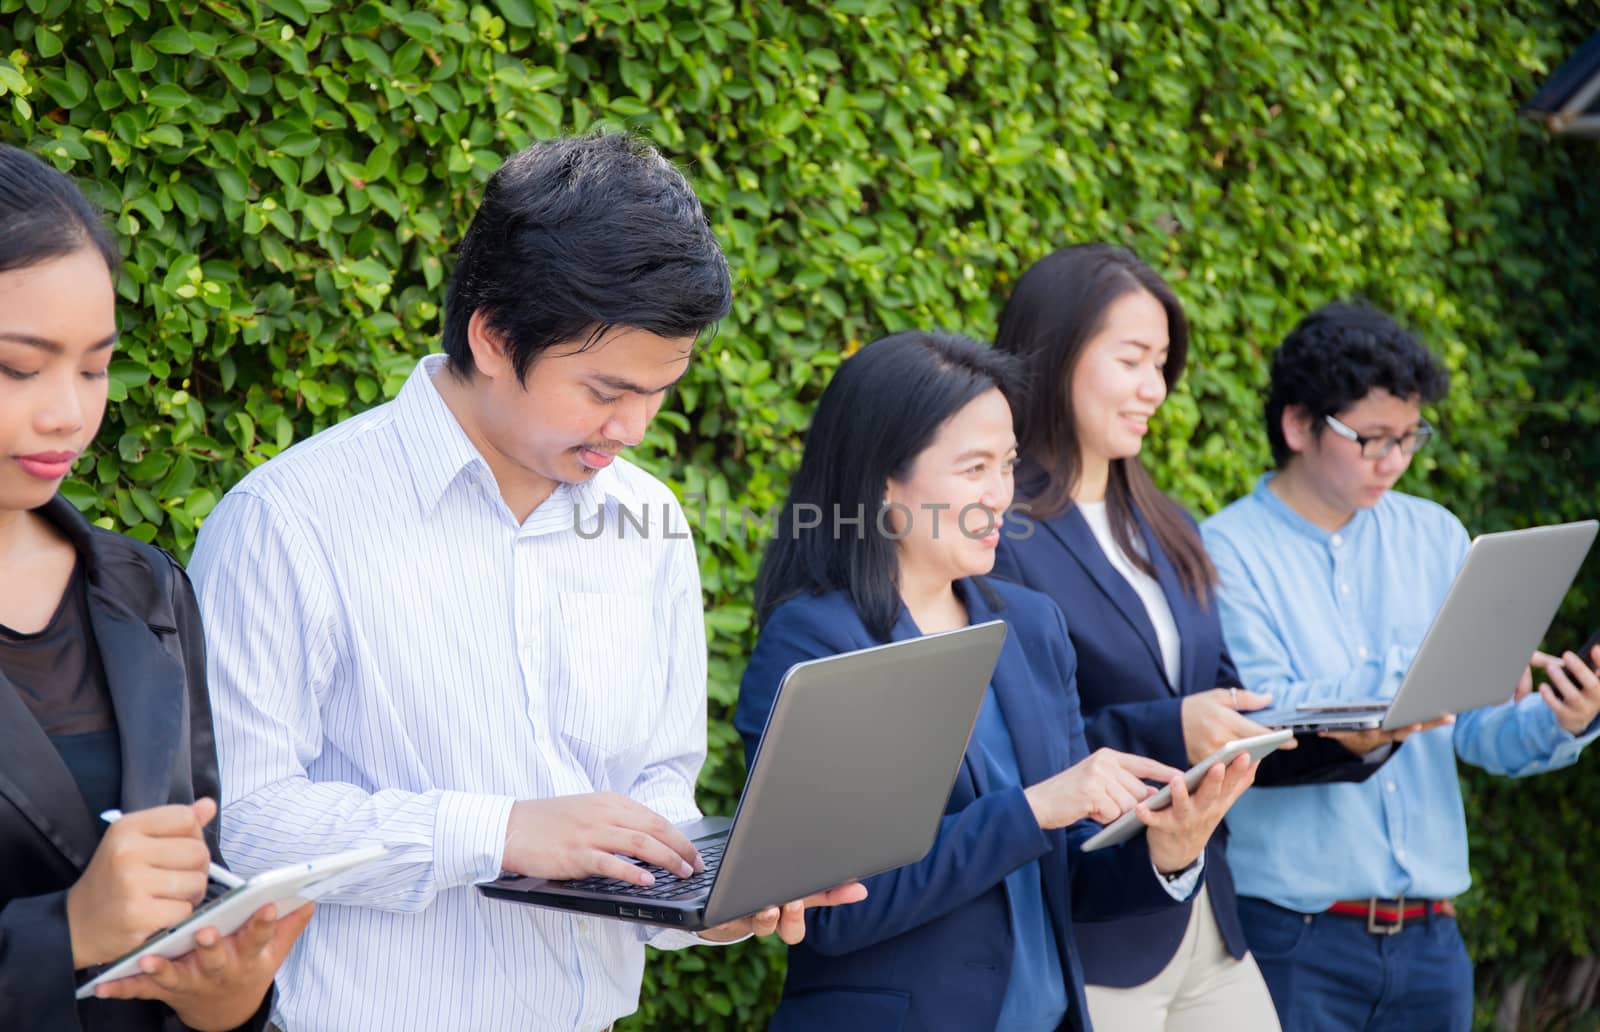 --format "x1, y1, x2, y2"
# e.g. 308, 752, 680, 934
735, 330, 1258, 1031
990, 244, 1405, 1030
0, 144, 307, 1030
